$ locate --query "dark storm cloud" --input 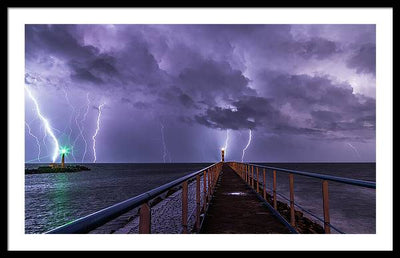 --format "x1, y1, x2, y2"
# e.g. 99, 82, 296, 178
25, 25, 97, 61
25, 73, 36, 85
121, 97, 152, 110
120, 97, 131, 104
273, 125, 326, 136
178, 93, 196, 108
261, 71, 361, 110
311, 110, 342, 122
346, 43, 376, 75
90, 55, 119, 76
310, 110, 368, 132
68, 61, 104, 84
133, 101, 152, 109
178, 59, 254, 106
116, 37, 166, 86
251, 70, 375, 139
156, 85, 199, 110
195, 96, 284, 130
26, 25, 167, 90
26, 25, 119, 87
185, 25, 342, 64
296, 37, 340, 60
67, 54, 120, 85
